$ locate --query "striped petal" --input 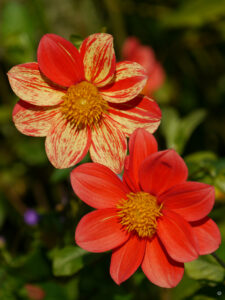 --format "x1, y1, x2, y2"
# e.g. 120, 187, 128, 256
90, 116, 127, 174
108, 95, 161, 136
38, 34, 84, 87
13, 100, 60, 137
70, 162, 129, 209
142, 236, 184, 288
79, 33, 116, 87
45, 118, 91, 169
99, 61, 147, 103
110, 235, 146, 284
8, 63, 65, 106
75, 208, 129, 252
191, 217, 221, 255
